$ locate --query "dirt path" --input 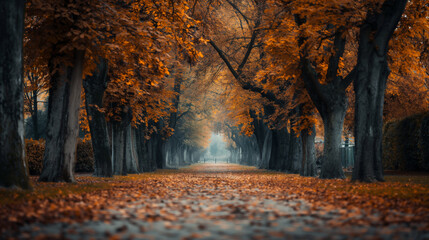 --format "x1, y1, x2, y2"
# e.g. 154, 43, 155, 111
2, 164, 429, 239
